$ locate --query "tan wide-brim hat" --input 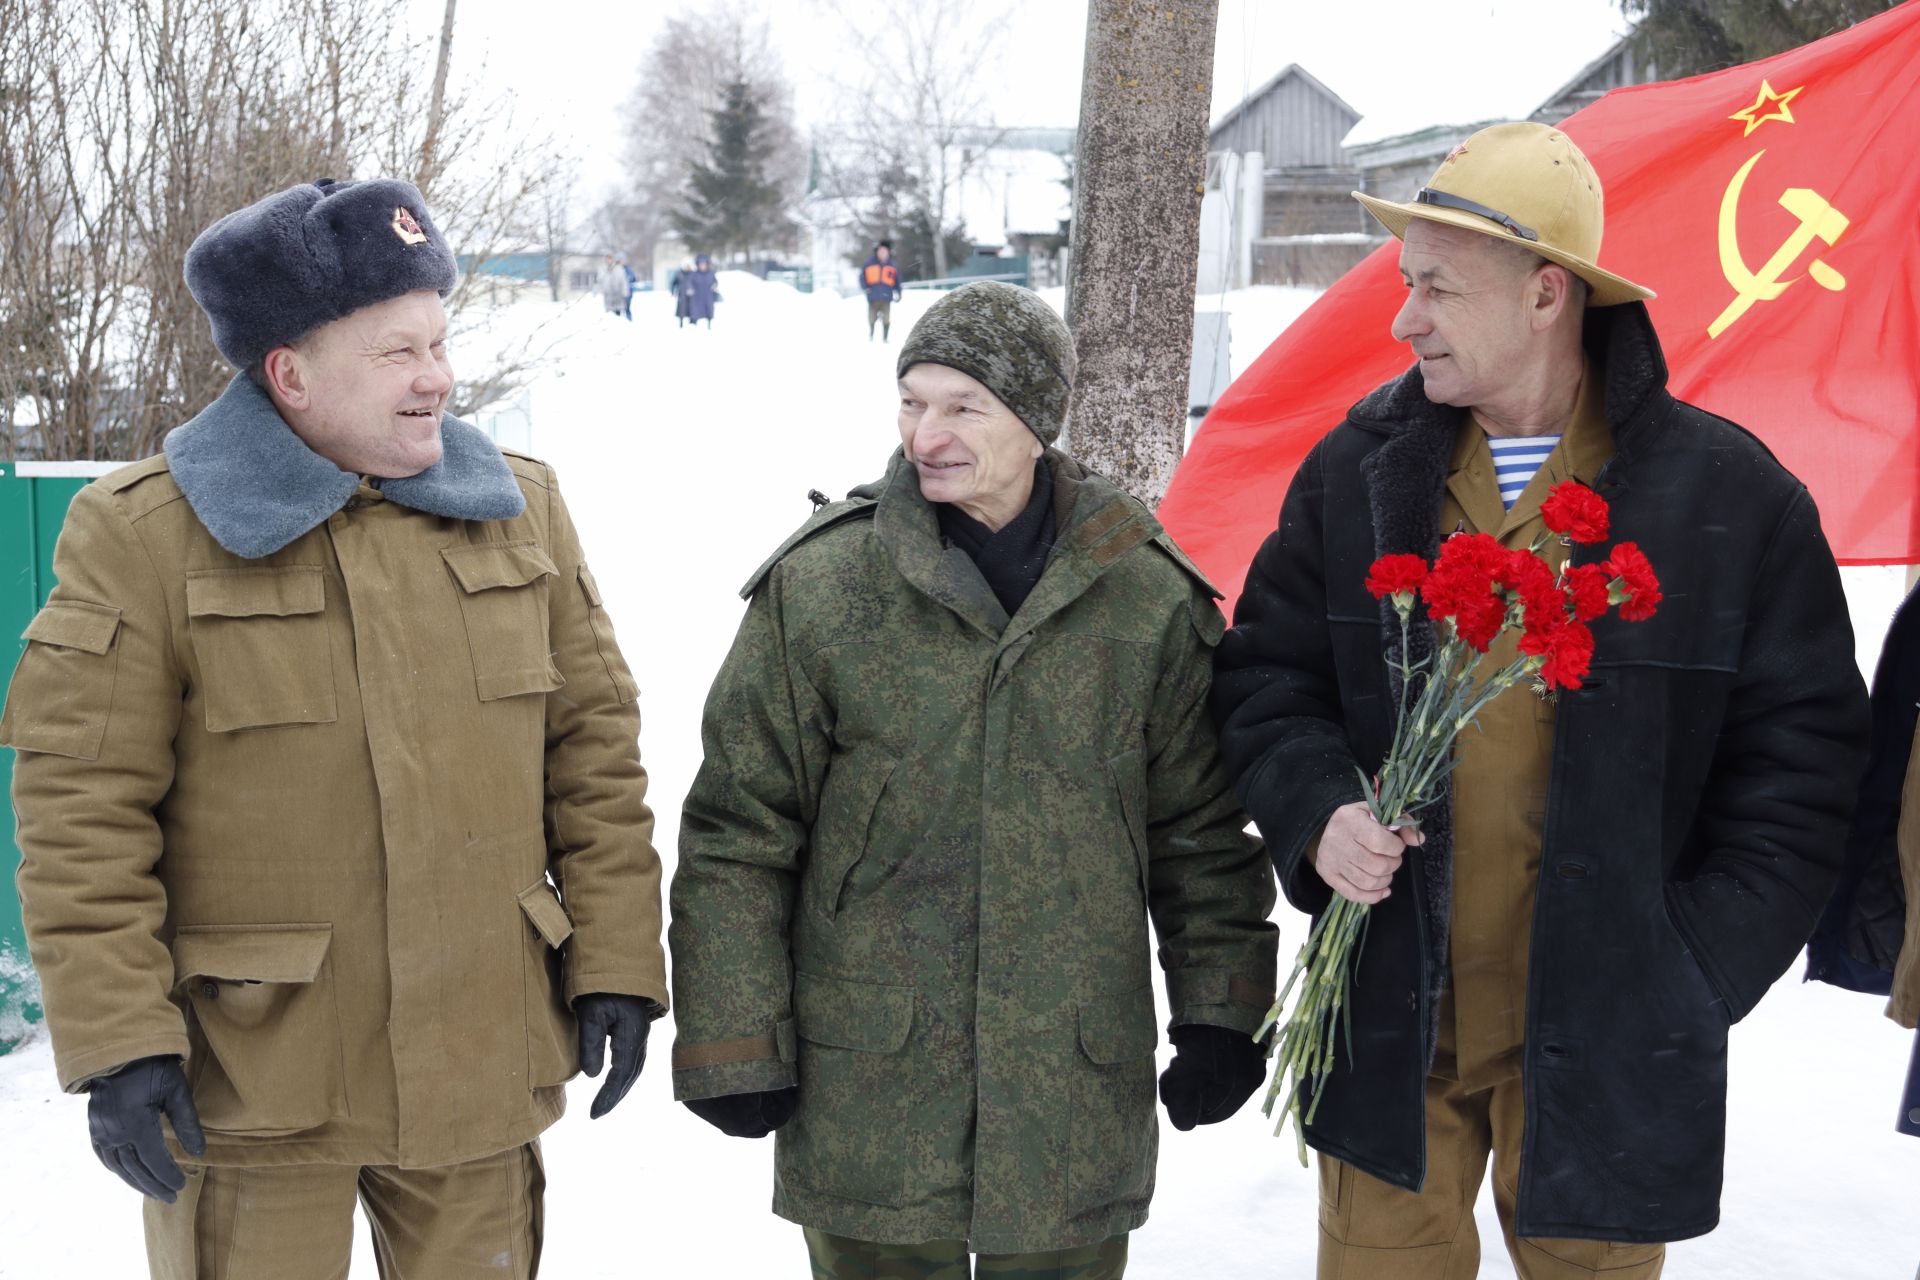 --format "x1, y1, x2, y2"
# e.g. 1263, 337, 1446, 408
1352, 121, 1654, 307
